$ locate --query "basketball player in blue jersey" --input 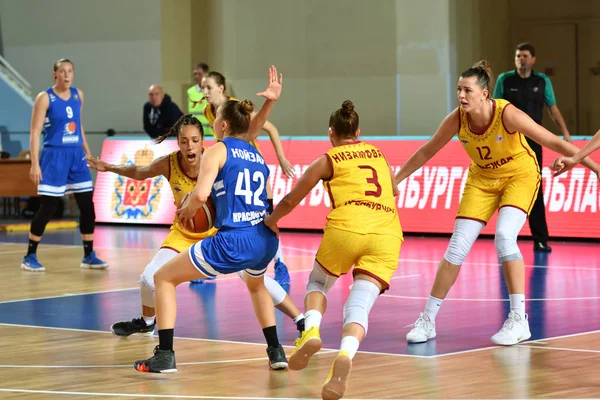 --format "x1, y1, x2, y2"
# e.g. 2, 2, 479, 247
21, 59, 107, 272
133, 66, 288, 373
